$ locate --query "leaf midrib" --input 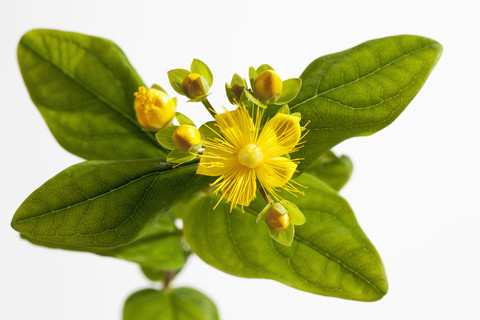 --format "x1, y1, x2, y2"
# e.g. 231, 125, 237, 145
290, 42, 436, 111
243, 207, 385, 296
12, 163, 197, 225
20, 38, 158, 145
